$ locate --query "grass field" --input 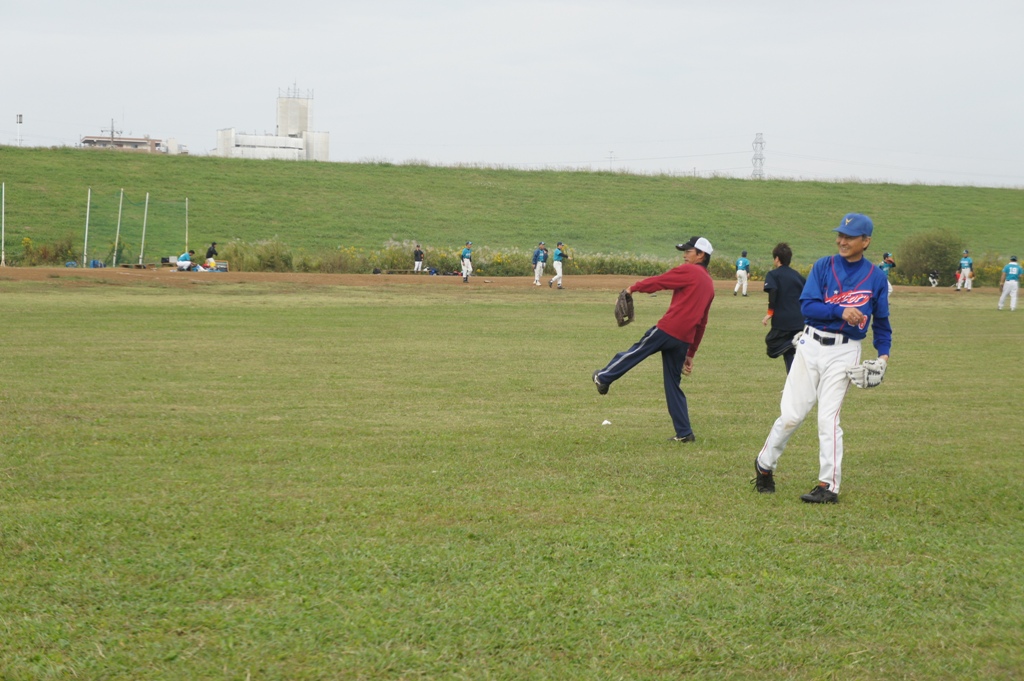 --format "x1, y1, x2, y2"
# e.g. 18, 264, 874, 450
1, 273, 1022, 679
2, 146, 1022, 271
